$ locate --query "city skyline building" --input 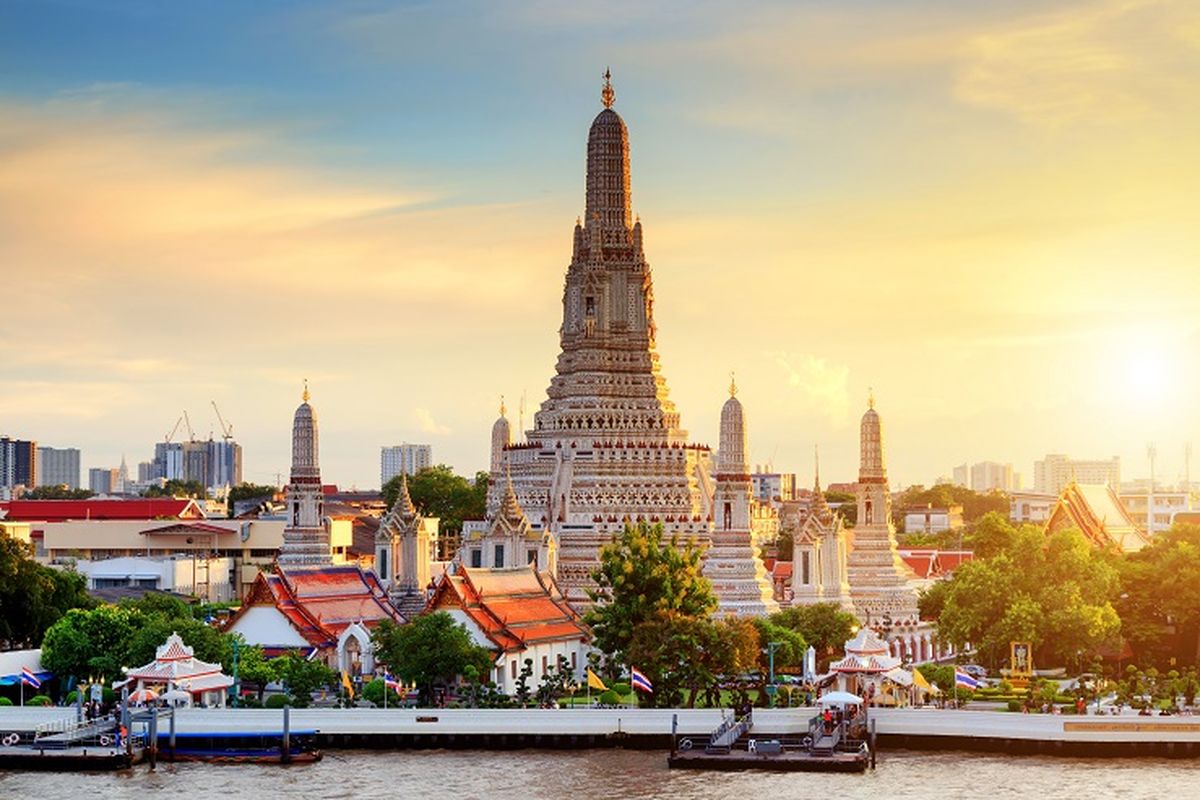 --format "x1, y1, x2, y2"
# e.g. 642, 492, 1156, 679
1034, 454, 1121, 495
0, 437, 38, 497
37, 446, 81, 490
380, 443, 433, 486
